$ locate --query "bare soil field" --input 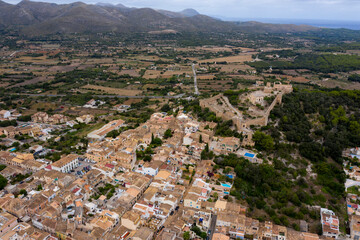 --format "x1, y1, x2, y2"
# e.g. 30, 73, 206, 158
198, 53, 253, 63
130, 55, 161, 61
282, 70, 300, 76
66, 107, 111, 116
47, 63, 81, 73
85, 58, 115, 64
21, 102, 58, 115
197, 74, 216, 80
119, 69, 141, 77
143, 70, 163, 79
198, 79, 233, 91
17, 56, 58, 65
228, 75, 262, 80
123, 99, 141, 105
81, 84, 142, 96
162, 70, 192, 78
9, 76, 53, 88
217, 64, 243, 73
265, 74, 311, 83
317, 79, 360, 90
